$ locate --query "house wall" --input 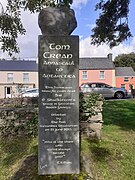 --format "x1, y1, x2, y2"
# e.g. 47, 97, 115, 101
116, 76, 135, 92
0, 71, 38, 98
79, 69, 116, 87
